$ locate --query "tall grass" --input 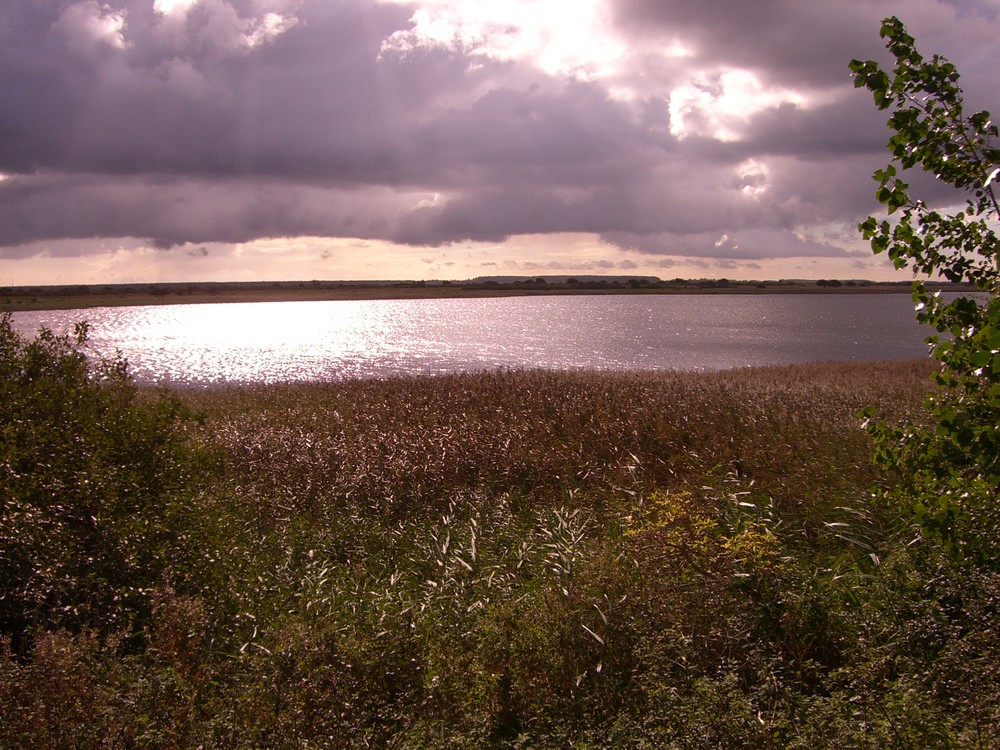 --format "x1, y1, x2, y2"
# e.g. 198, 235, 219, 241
4, 359, 998, 747
187, 361, 931, 516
